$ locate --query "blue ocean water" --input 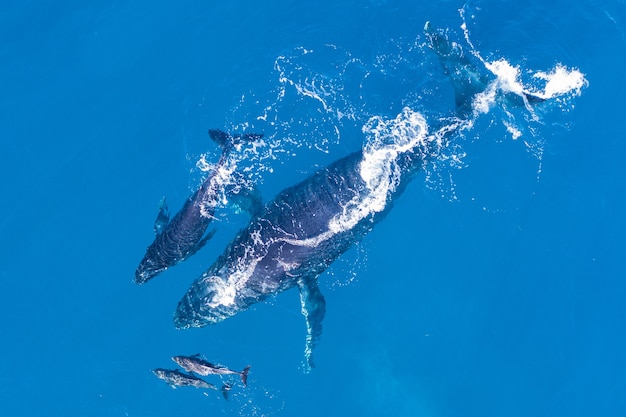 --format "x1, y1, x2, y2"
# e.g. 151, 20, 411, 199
0, 0, 623, 416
